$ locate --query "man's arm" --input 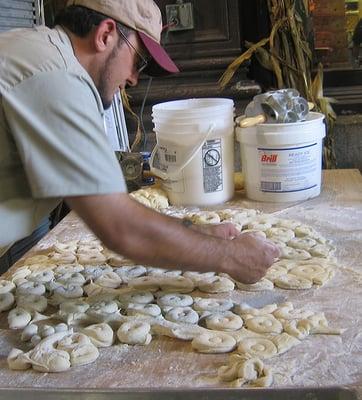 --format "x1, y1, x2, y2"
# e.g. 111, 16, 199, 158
65, 193, 279, 284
